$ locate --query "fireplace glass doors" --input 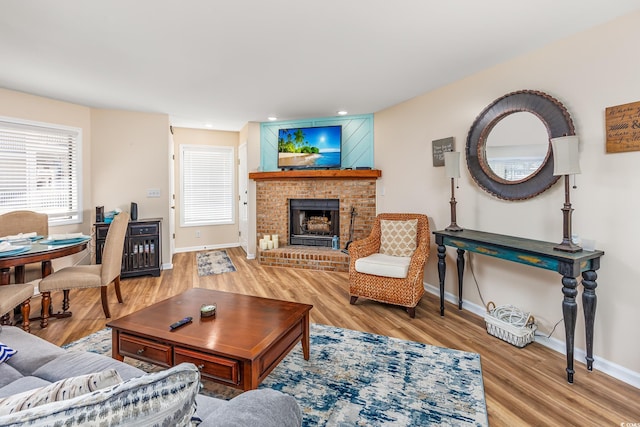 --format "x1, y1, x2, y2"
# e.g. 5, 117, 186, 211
289, 199, 339, 247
